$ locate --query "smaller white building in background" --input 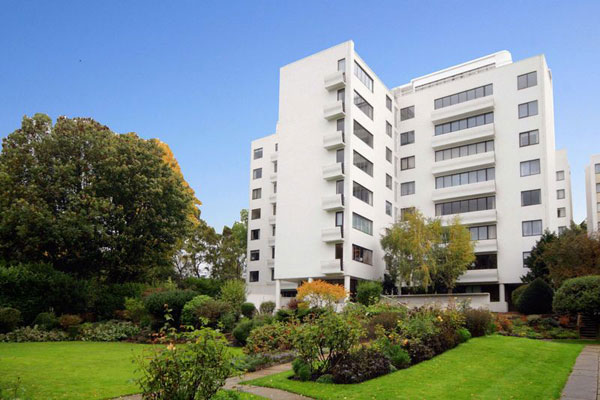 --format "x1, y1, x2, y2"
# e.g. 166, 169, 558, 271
585, 154, 600, 234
